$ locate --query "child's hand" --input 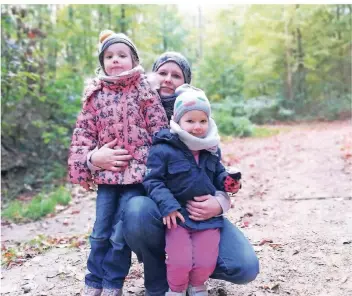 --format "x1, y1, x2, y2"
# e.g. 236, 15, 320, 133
146, 72, 160, 91
163, 211, 185, 229
224, 166, 242, 193
224, 176, 241, 193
